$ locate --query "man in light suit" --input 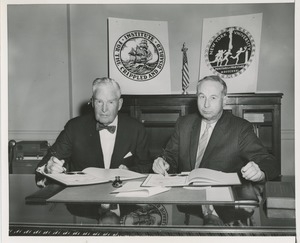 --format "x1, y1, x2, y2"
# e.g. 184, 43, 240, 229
153, 75, 280, 225
36, 77, 152, 183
